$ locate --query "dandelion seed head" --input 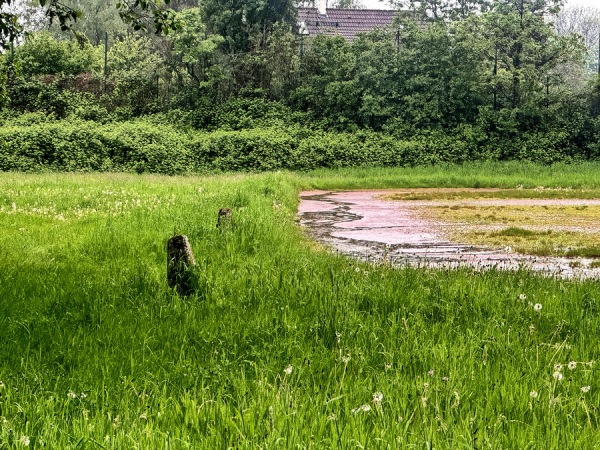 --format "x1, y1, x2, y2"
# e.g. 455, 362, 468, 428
530, 390, 538, 398
361, 404, 371, 412
283, 365, 293, 375
581, 386, 591, 393
534, 303, 542, 312
568, 361, 577, 370
20, 435, 30, 446
553, 371, 563, 381
372, 392, 384, 404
